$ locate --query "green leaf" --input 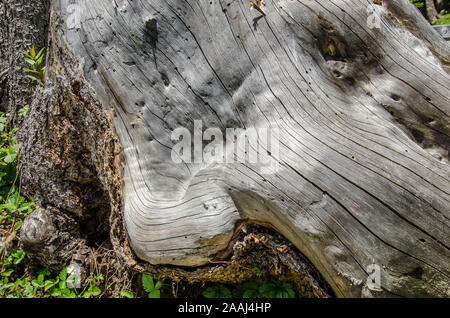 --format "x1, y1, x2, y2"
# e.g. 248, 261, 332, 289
44, 279, 58, 292
1, 269, 14, 277
155, 280, 163, 290
91, 286, 101, 297
26, 75, 41, 83
431, 13, 450, 25
258, 281, 296, 298
4, 152, 16, 163
282, 284, 296, 298
233, 281, 259, 298
23, 284, 35, 298
18, 105, 30, 118
148, 289, 161, 298
59, 267, 68, 281
51, 289, 61, 297
32, 278, 44, 288
121, 290, 135, 298
253, 267, 263, 277
259, 281, 277, 298
24, 58, 35, 66
243, 288, 260, 298
22, 51, 34, 60
25, 69, 41, 74
14, 220, 23, 231
82, 291, 92, 298
142, 274, 155, 293
202, 285, 232, 299
13, 251, 26, 264
36, 48, 45, 62
64, 291, 77, 298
